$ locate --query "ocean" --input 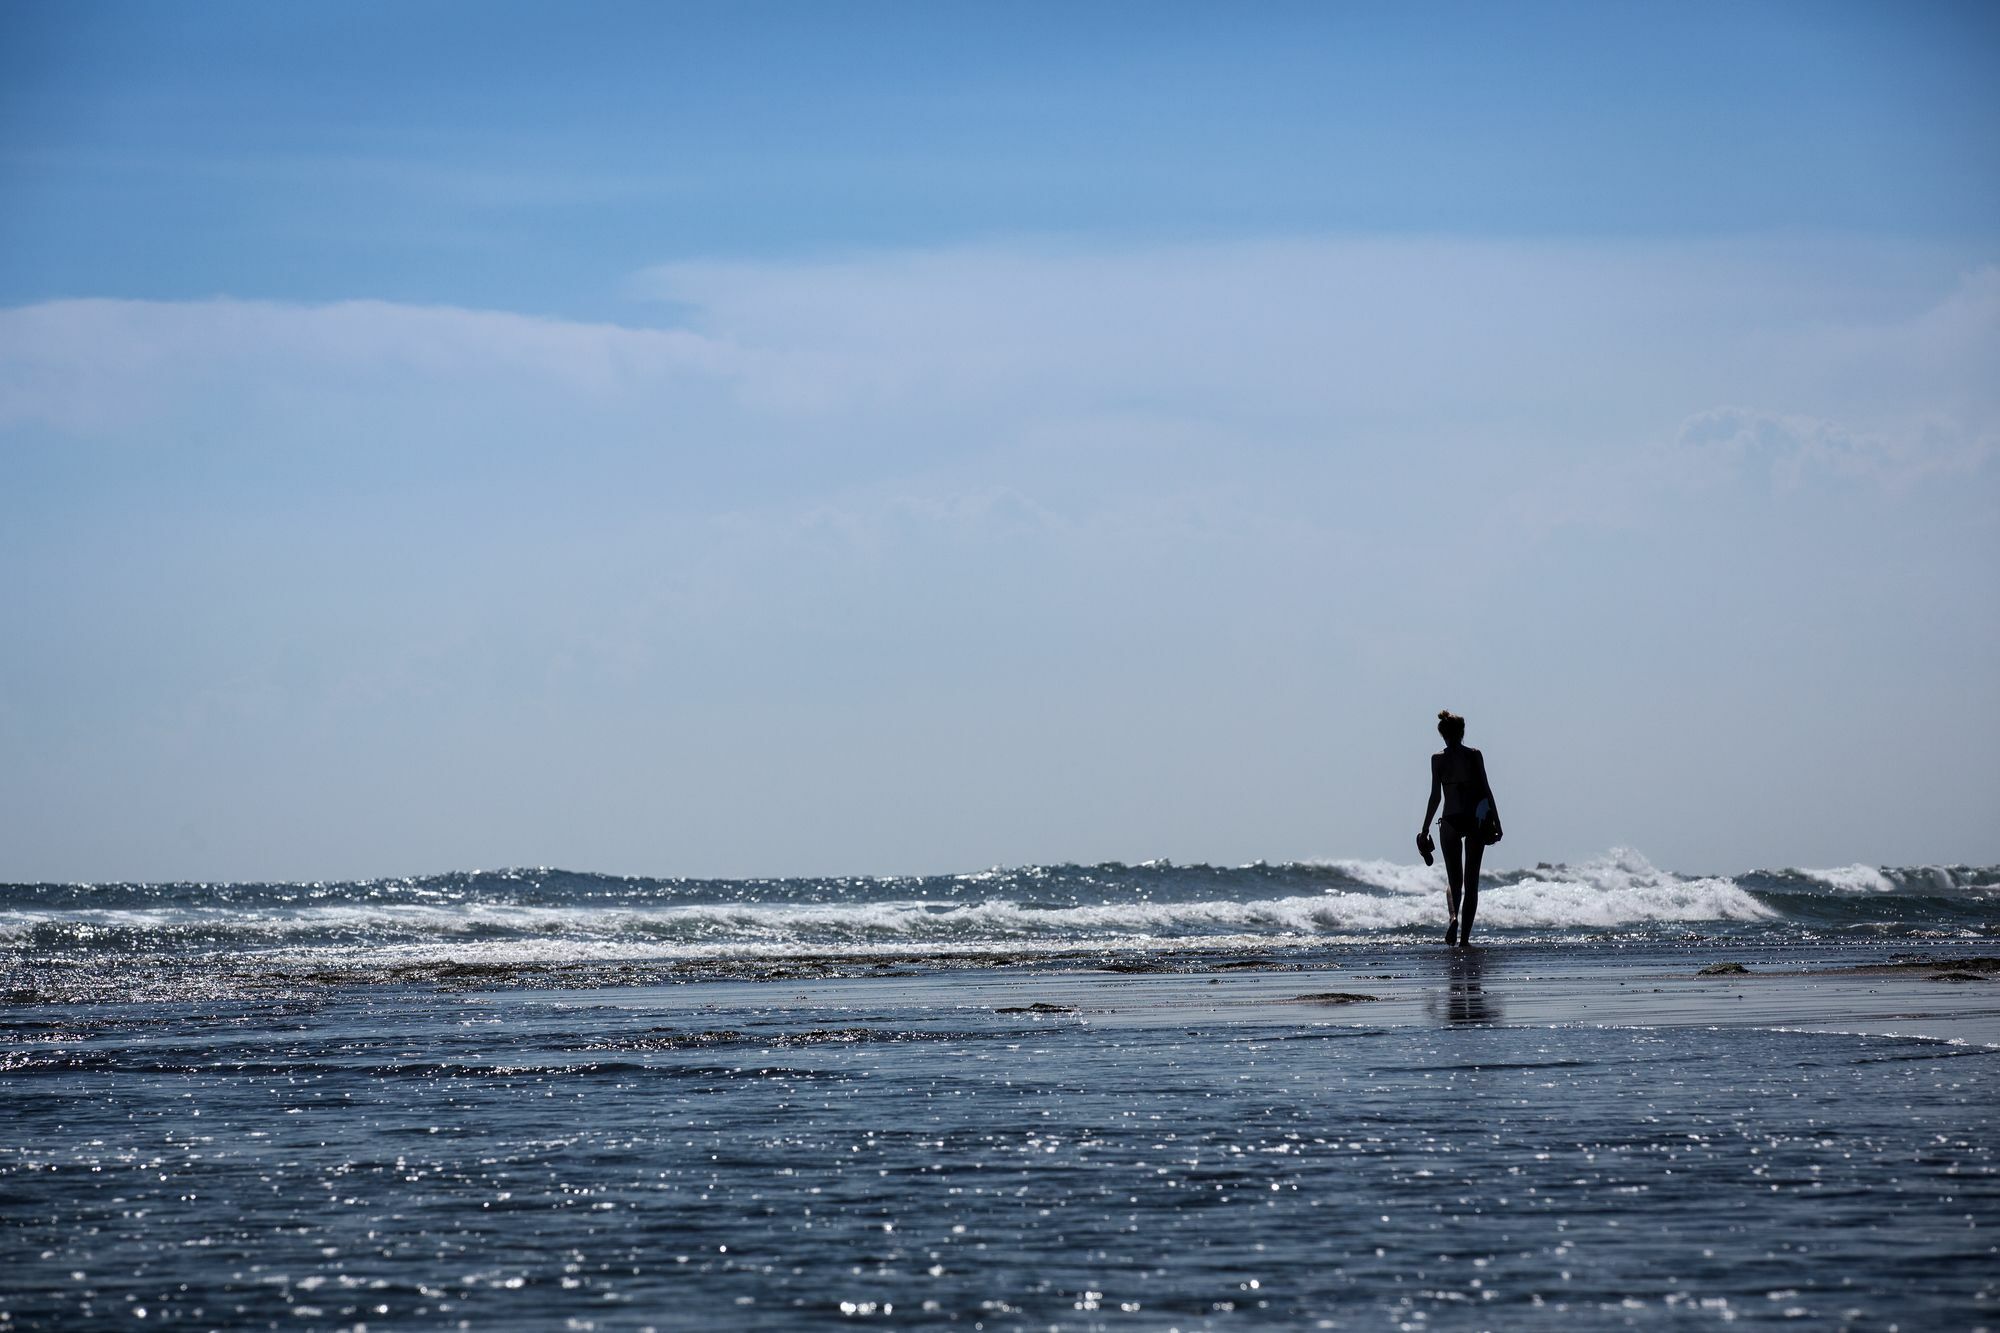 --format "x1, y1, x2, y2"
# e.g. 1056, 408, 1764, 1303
3, 851, 1996, 1328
